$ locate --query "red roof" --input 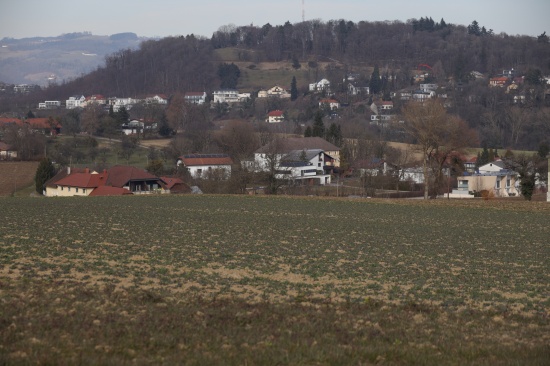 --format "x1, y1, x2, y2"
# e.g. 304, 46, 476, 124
0, 118, 22, 126
0, 141, 14, 151
178, 154, 233, 167
160, 176, 184, 190
55, 171, 108, 188
88, 186, 133, 196
320, 99, 339, 104
0, 118, 60, 129
268, 110, 284, 117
